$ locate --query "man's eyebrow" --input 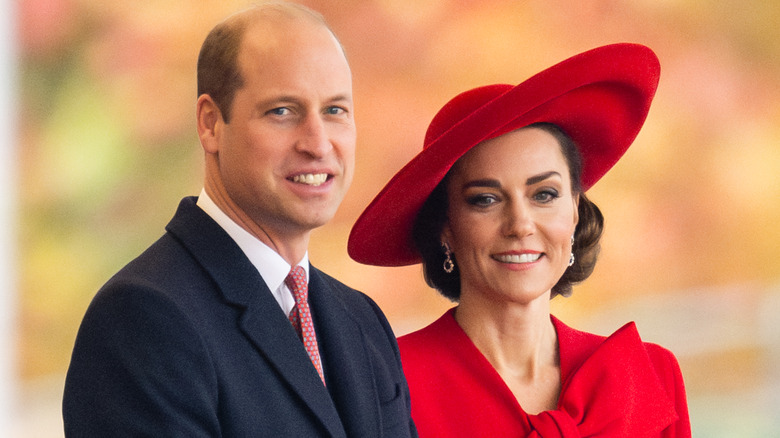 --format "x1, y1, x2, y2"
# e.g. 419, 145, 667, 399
326, 94, 353, 105
255, 95, 302, 110
256, 94, 353, 109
